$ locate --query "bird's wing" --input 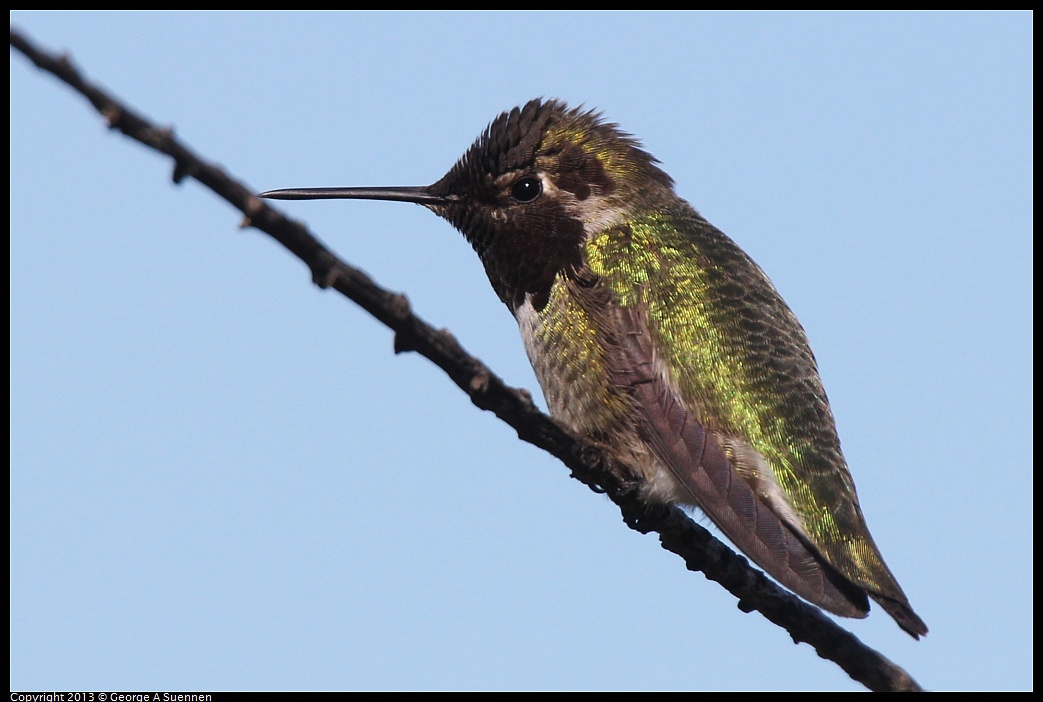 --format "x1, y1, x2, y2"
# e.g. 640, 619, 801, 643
587, 210, 927, 636
607, 301, 871, 618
